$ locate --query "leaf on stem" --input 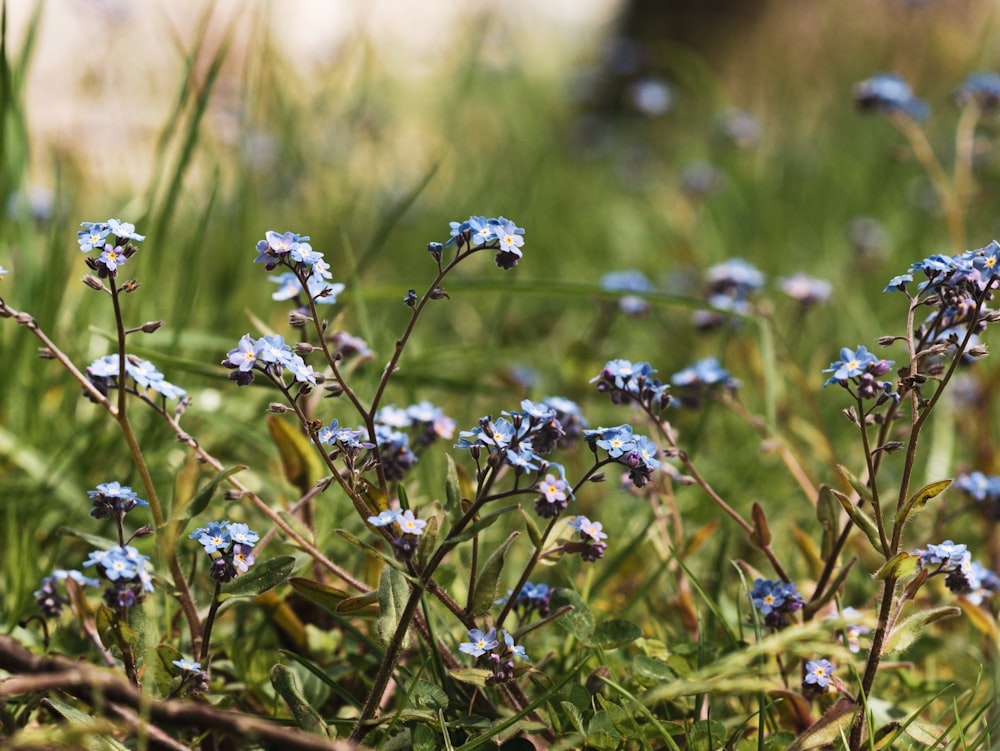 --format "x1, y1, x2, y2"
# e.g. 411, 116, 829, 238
895, 479, 952, 525
884, 606, 961, 655
786, 698, 856, 751
830, 487, 884, 555
270, 663, 329, 736
551, 588, 595, 642
219, 555, 296, 601
377, 565, 411, 648
470, 531, 518, 617
816, 485, 840, 559
874, 552, 919, 581
267, 415, 325, 498
836, 464, 875, 505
